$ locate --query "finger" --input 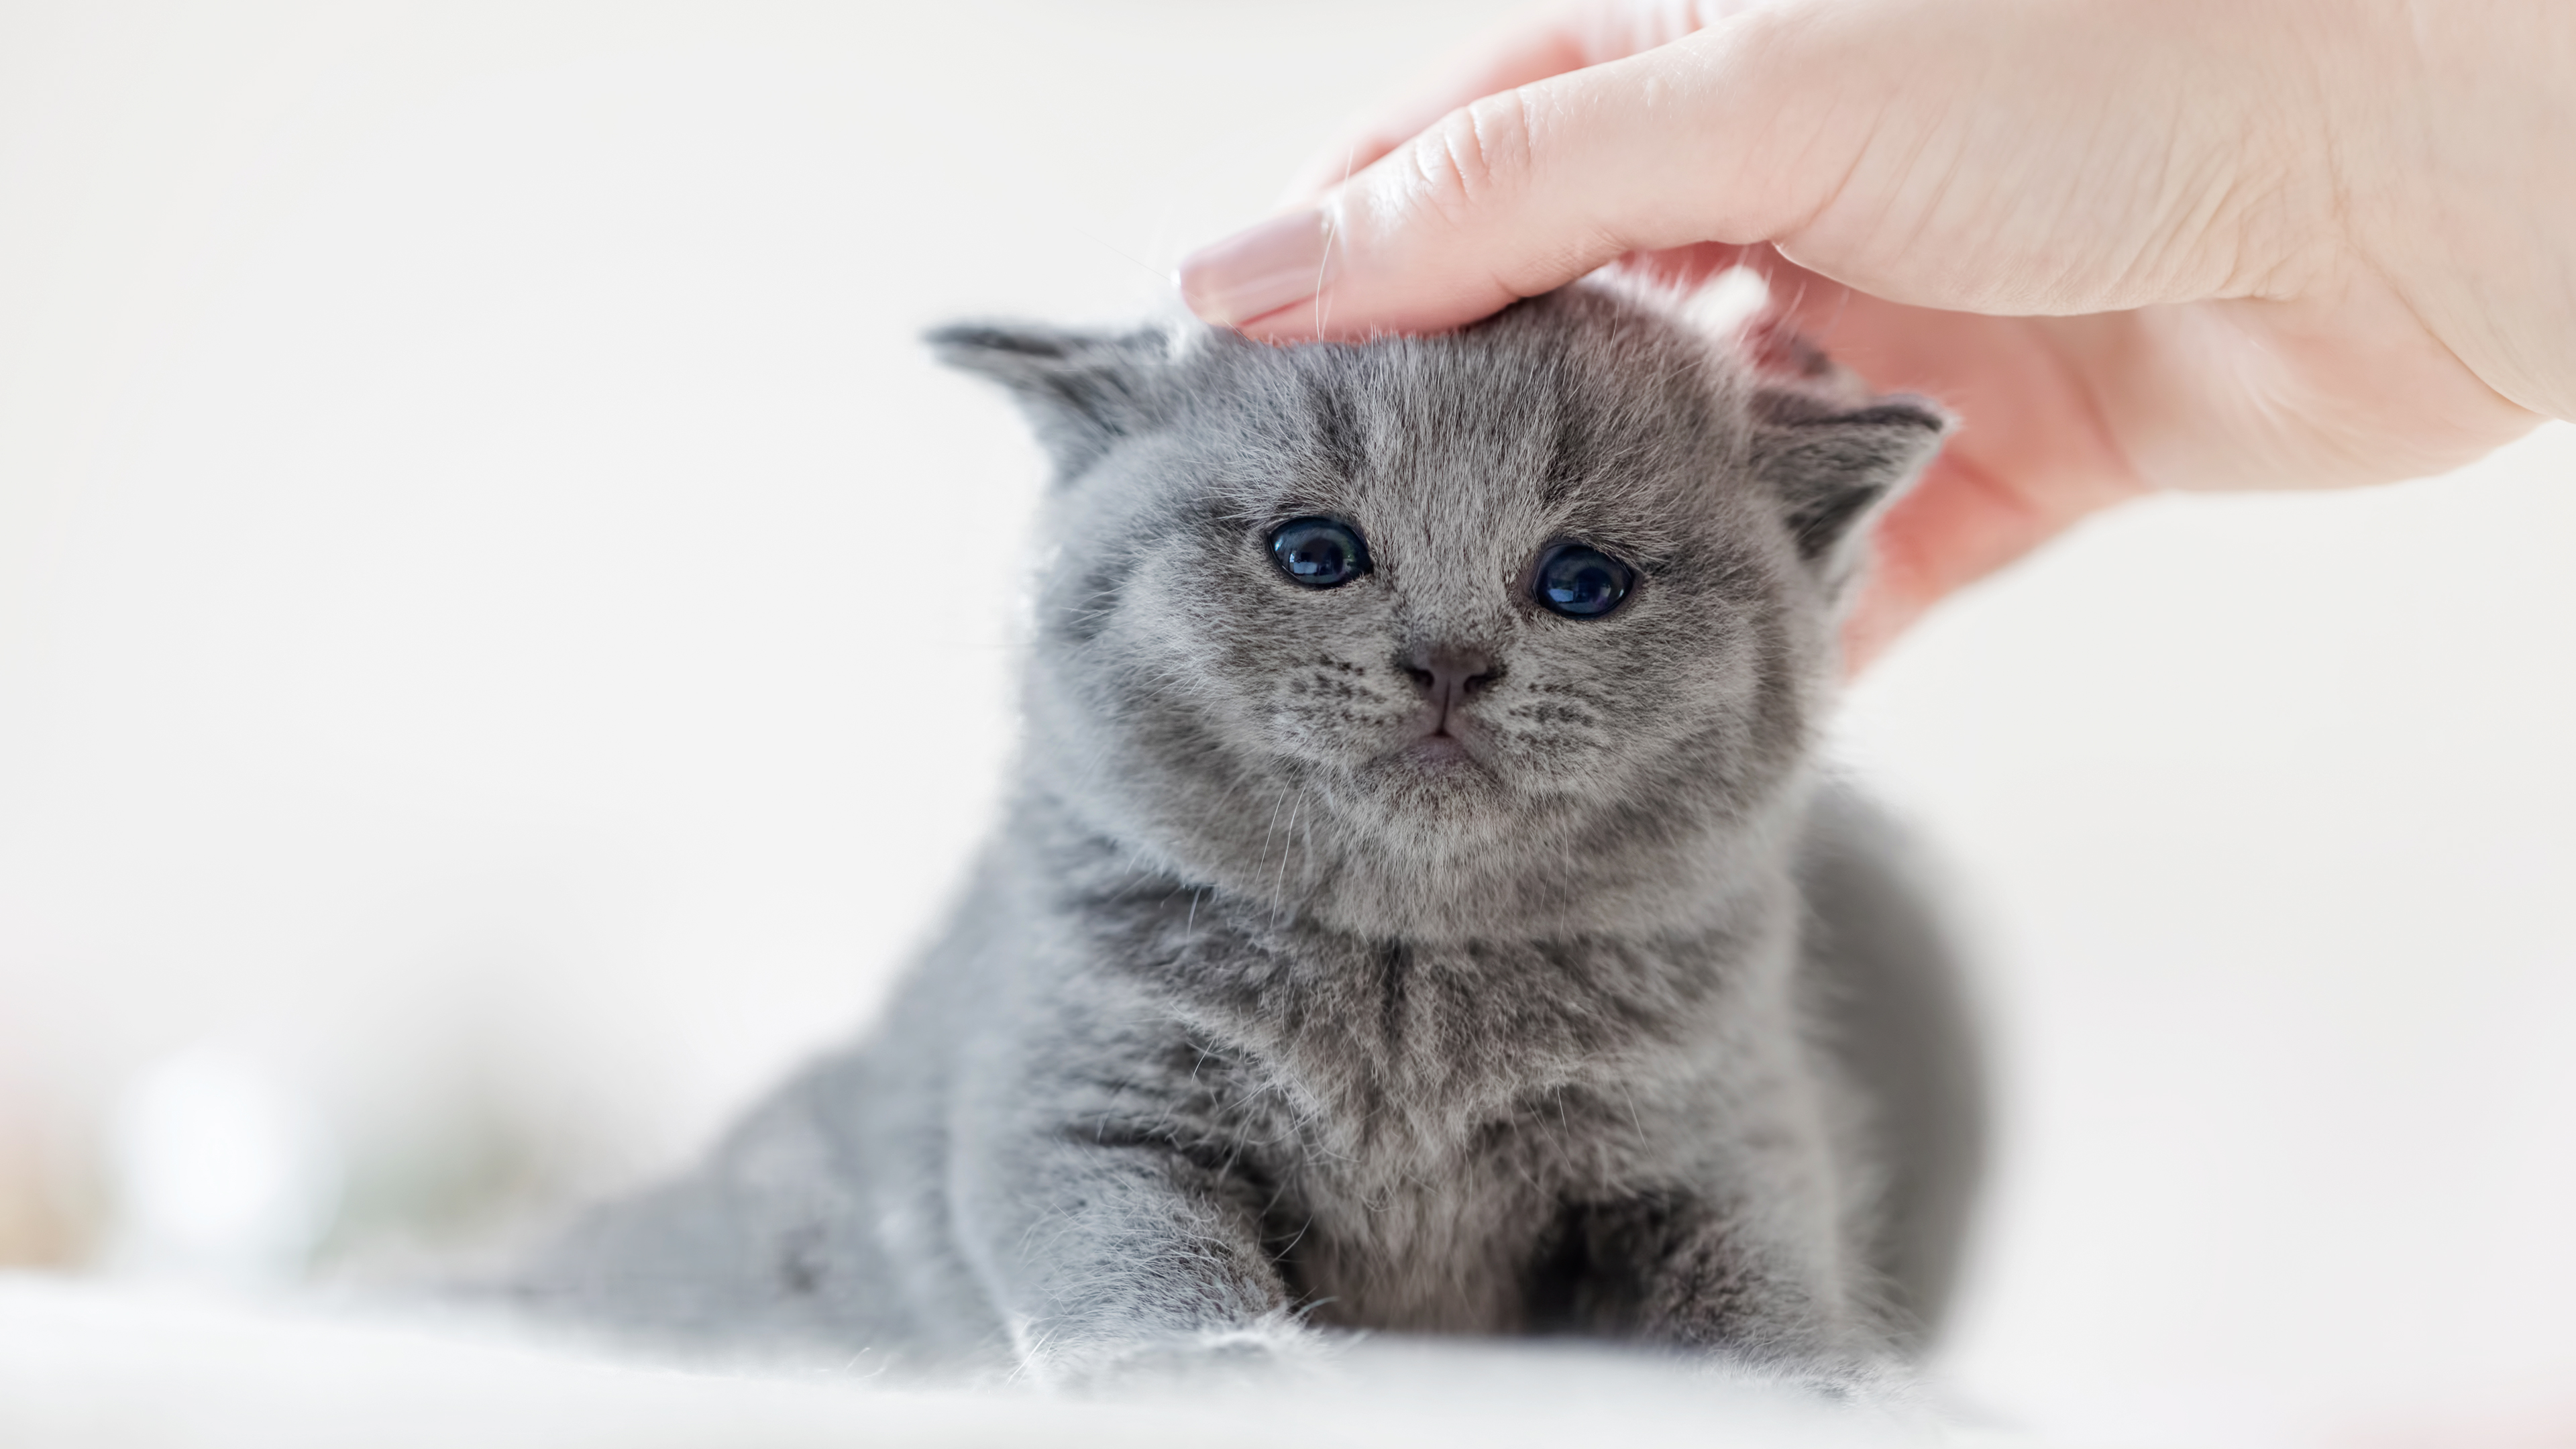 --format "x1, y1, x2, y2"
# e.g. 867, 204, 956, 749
1279, 0, 1737, 203
1183, 13, 1860, 339
1279, 5, 1597, 203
